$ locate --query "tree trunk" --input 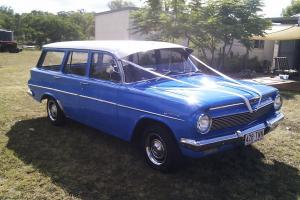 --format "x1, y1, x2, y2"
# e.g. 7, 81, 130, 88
210, 48, 215, 66
226, 40, 234, 56
243, 49, 250, 70
220, 41, 227, 71
210, 37, 215, 66
200, 47, 208, 61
